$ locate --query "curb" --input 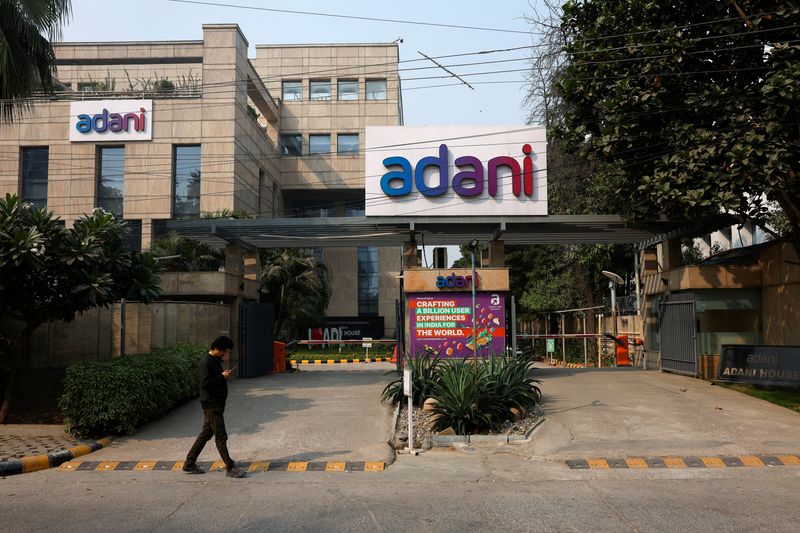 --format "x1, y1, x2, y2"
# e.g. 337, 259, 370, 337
55, 460, 386, 473
0, 437, 113, 477
565, 454, 800, 470
291, 358, 393, 365
432, 417, 546, 447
